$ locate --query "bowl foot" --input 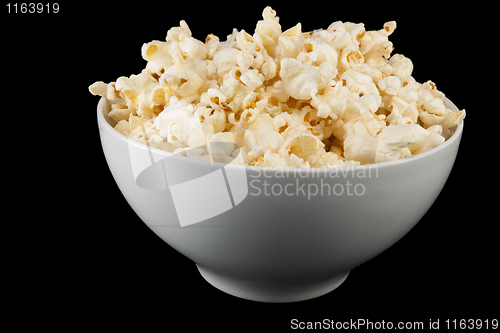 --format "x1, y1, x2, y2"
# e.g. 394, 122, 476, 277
196, 265, 349, 303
